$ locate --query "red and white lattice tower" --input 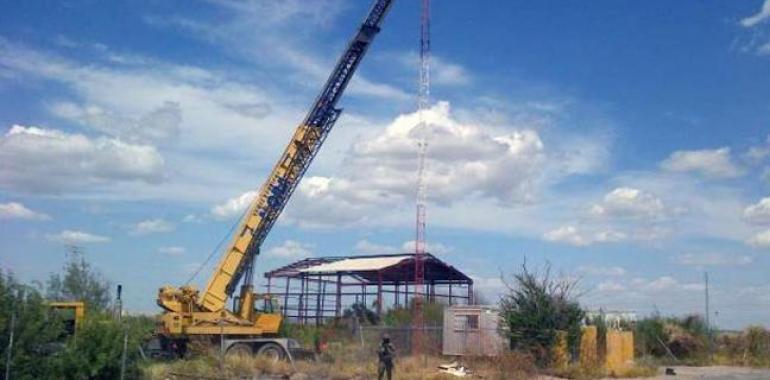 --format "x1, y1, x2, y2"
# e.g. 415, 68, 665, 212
412, 0, 430, 356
